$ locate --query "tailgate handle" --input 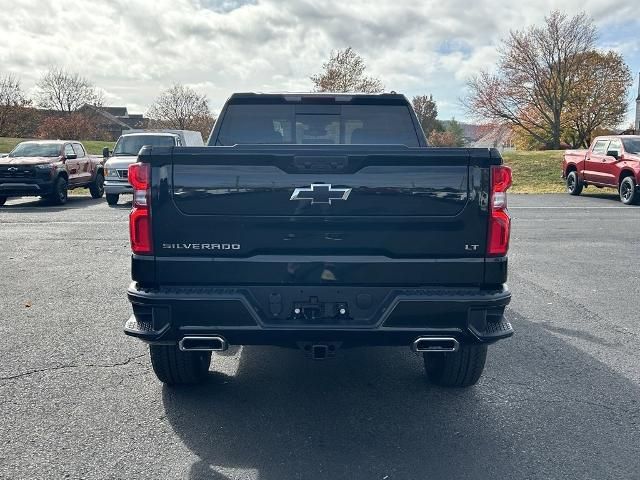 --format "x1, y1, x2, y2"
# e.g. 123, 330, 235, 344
293, 156, 348, 171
